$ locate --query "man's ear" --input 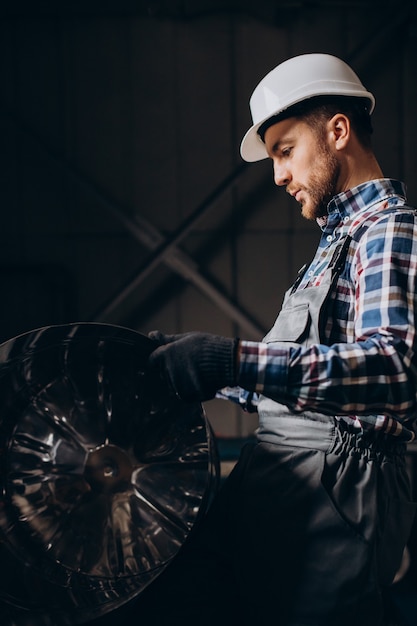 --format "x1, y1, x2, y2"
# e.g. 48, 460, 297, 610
328, 113, 350, 150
